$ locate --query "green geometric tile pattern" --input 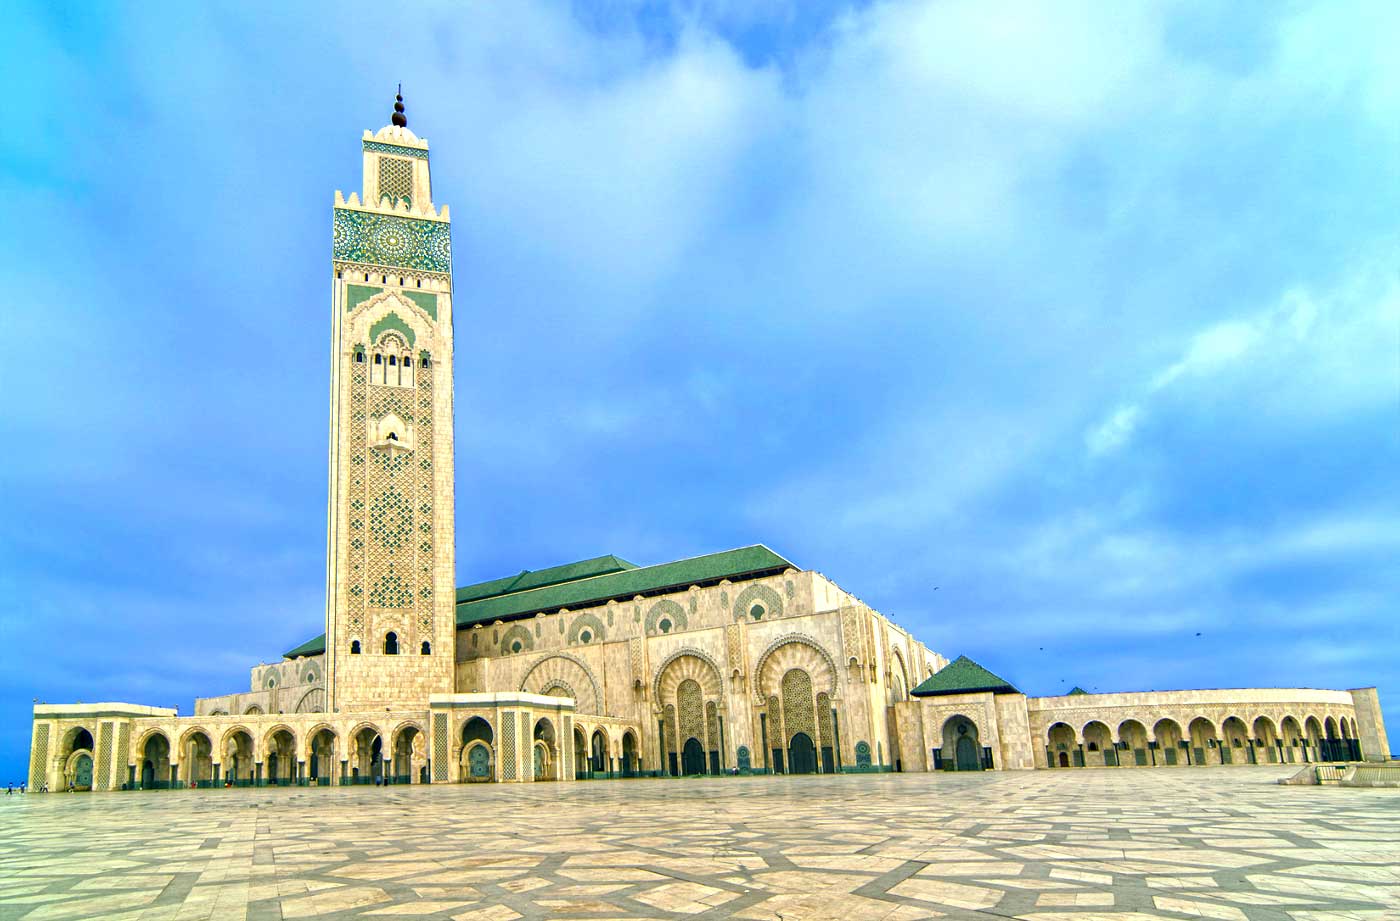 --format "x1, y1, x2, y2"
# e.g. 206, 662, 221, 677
333, 208, 451, 273
370, 311, 416, 348
363, 139, 428, 160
